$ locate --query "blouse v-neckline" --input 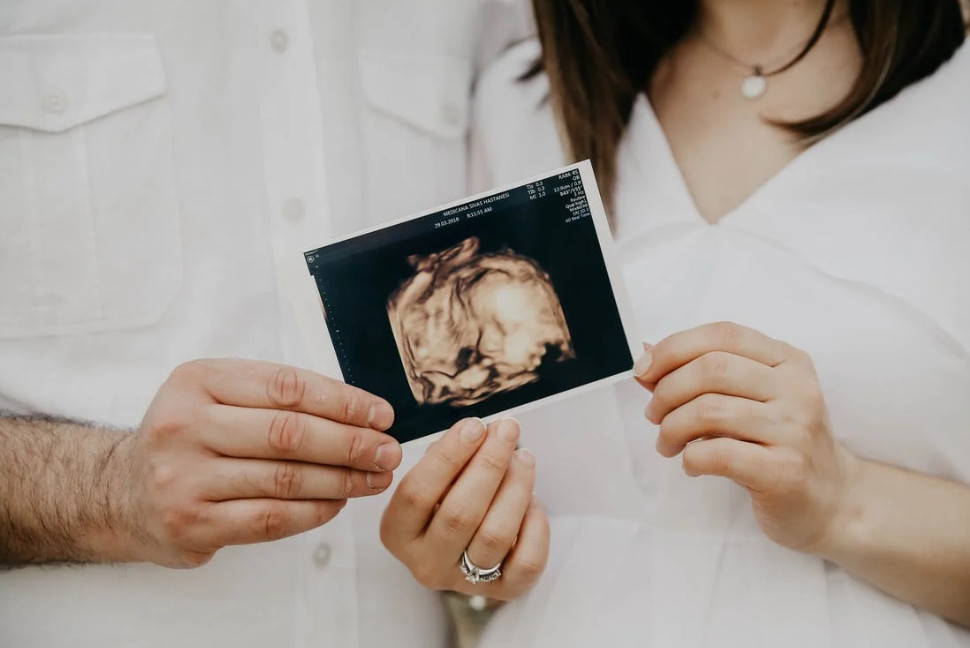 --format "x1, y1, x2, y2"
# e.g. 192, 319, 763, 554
630, 93, 856, 228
